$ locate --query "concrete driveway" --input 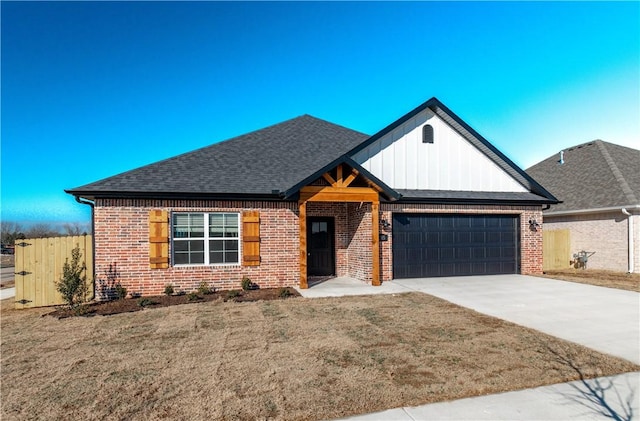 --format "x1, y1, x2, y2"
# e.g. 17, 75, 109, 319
393, 274, 640, 365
